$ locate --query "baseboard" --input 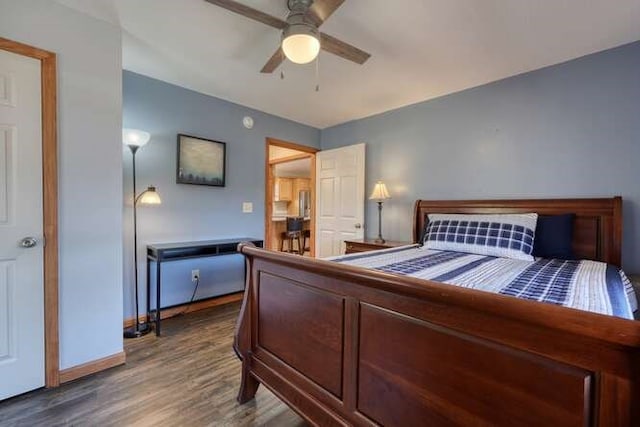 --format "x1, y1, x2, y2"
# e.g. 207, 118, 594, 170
59, 351, 126, 384
123, 291, 244, 329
